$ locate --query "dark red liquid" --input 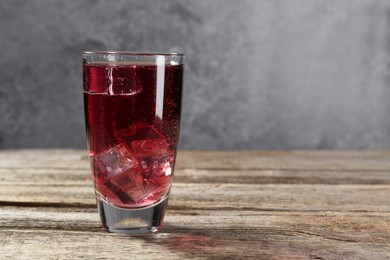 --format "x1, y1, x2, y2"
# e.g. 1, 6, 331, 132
83, 62, 183, 208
